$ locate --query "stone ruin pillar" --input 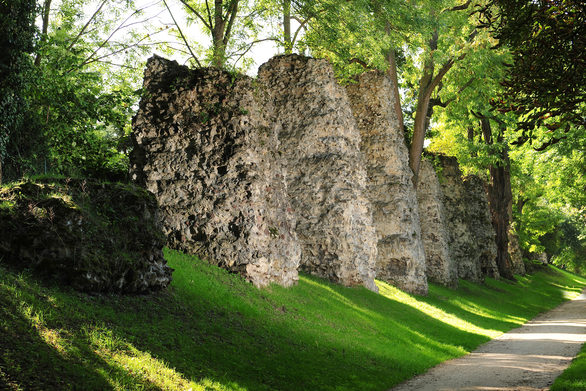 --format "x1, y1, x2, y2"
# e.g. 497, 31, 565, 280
464, 175, 500, 279
437, 155, 499, 281
131, 55, 301, 288
131, 54, 379, 291
507, 205, 526, 275
416, 159, 458, 288
346, 71, 428, 295
258, 55, 378, 292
